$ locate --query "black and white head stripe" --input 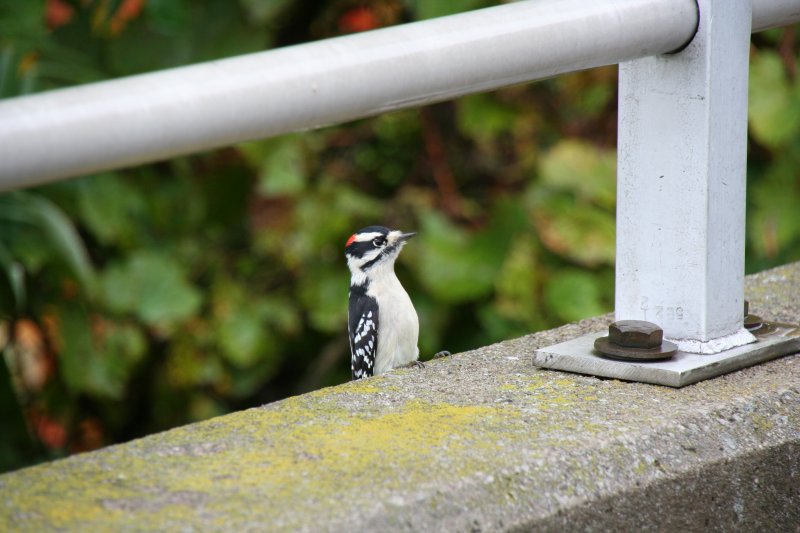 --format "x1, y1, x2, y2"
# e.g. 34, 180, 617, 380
345, 226, 416, 277
345, 226, 390, 259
